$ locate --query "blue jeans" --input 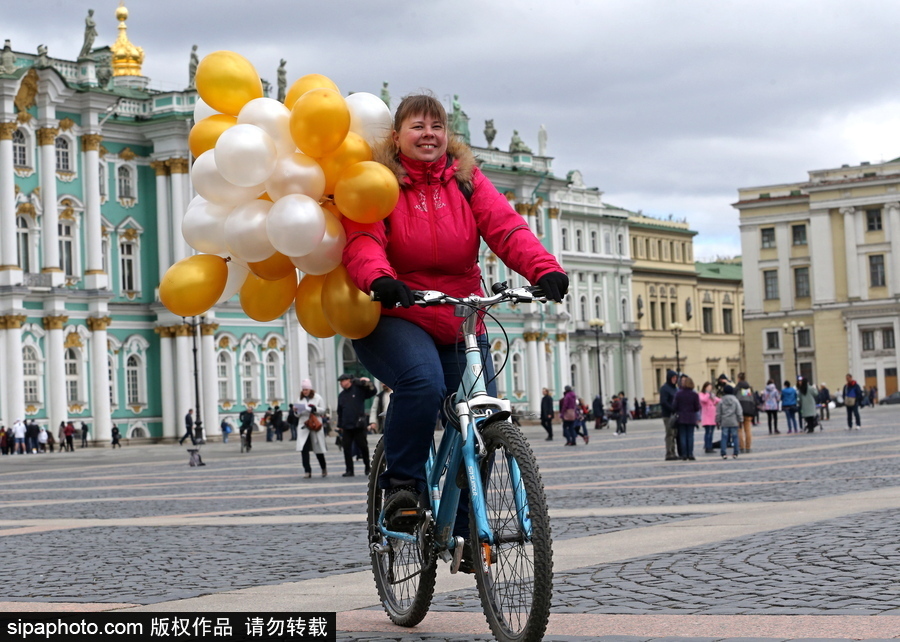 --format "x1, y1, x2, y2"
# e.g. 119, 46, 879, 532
562, 420, 577, 444
720, 427, 739, 456
846, 403, 861, 428
677, 423, 695, 458
784, 407, 798, 432
352, 316, 495, 490
703, 425, 715, 451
